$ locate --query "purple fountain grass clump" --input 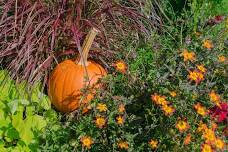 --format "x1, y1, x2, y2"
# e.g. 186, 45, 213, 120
0, 0, 163, 87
